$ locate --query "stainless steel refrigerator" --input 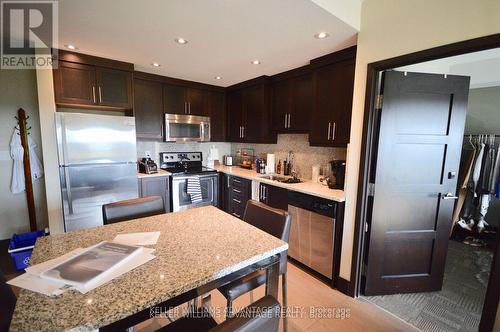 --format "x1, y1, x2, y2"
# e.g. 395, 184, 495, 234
55, 112, 138, 232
